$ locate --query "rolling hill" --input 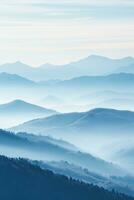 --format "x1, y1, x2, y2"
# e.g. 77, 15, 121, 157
12, 108, 134, 137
